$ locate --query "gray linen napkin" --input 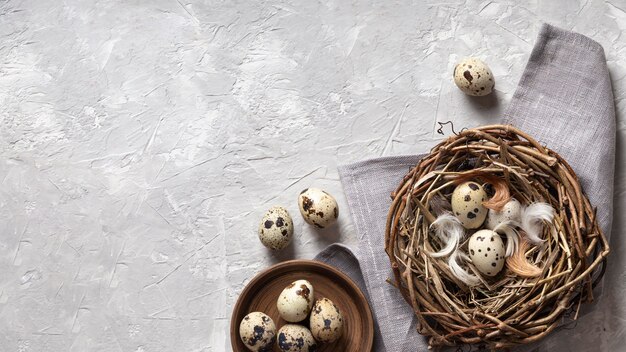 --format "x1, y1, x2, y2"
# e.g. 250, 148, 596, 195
315, 23, 616, 351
